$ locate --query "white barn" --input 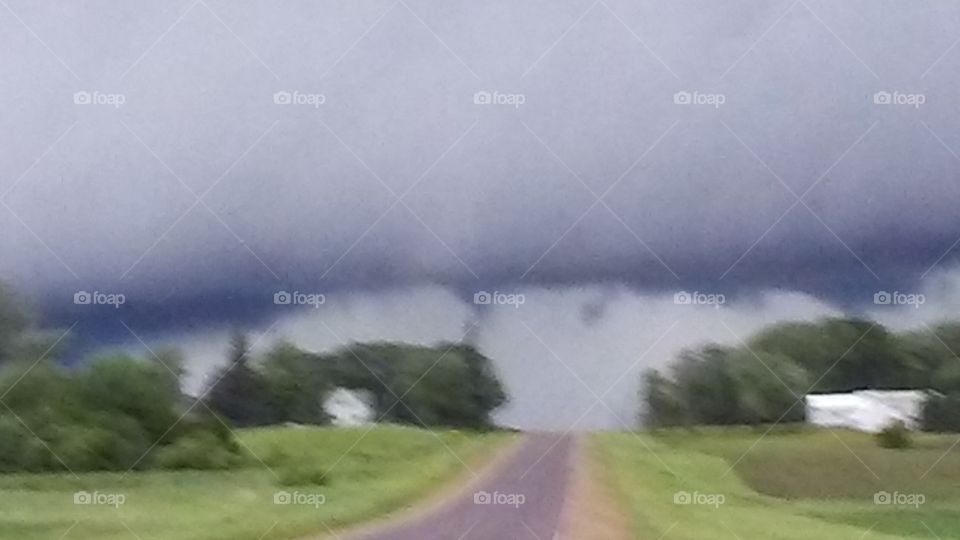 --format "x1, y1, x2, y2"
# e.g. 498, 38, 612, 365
805, 390, 930, 433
